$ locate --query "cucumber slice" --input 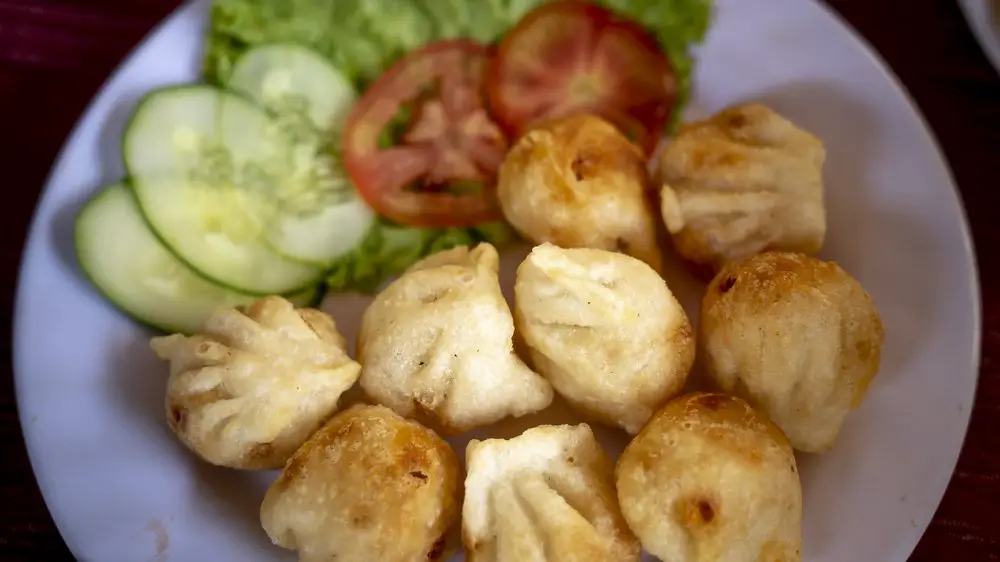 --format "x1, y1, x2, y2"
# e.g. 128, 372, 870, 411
265, 195, 375, 265
124, 85, 293, 184
123, 85, 323, 295
75, 183, 319, 335
227, 43, 357, 138
226, 44, 374, 266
